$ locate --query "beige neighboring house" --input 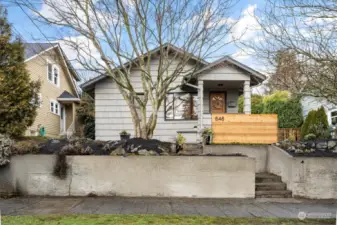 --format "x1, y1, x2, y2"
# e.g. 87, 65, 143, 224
24, 43, 81, 137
